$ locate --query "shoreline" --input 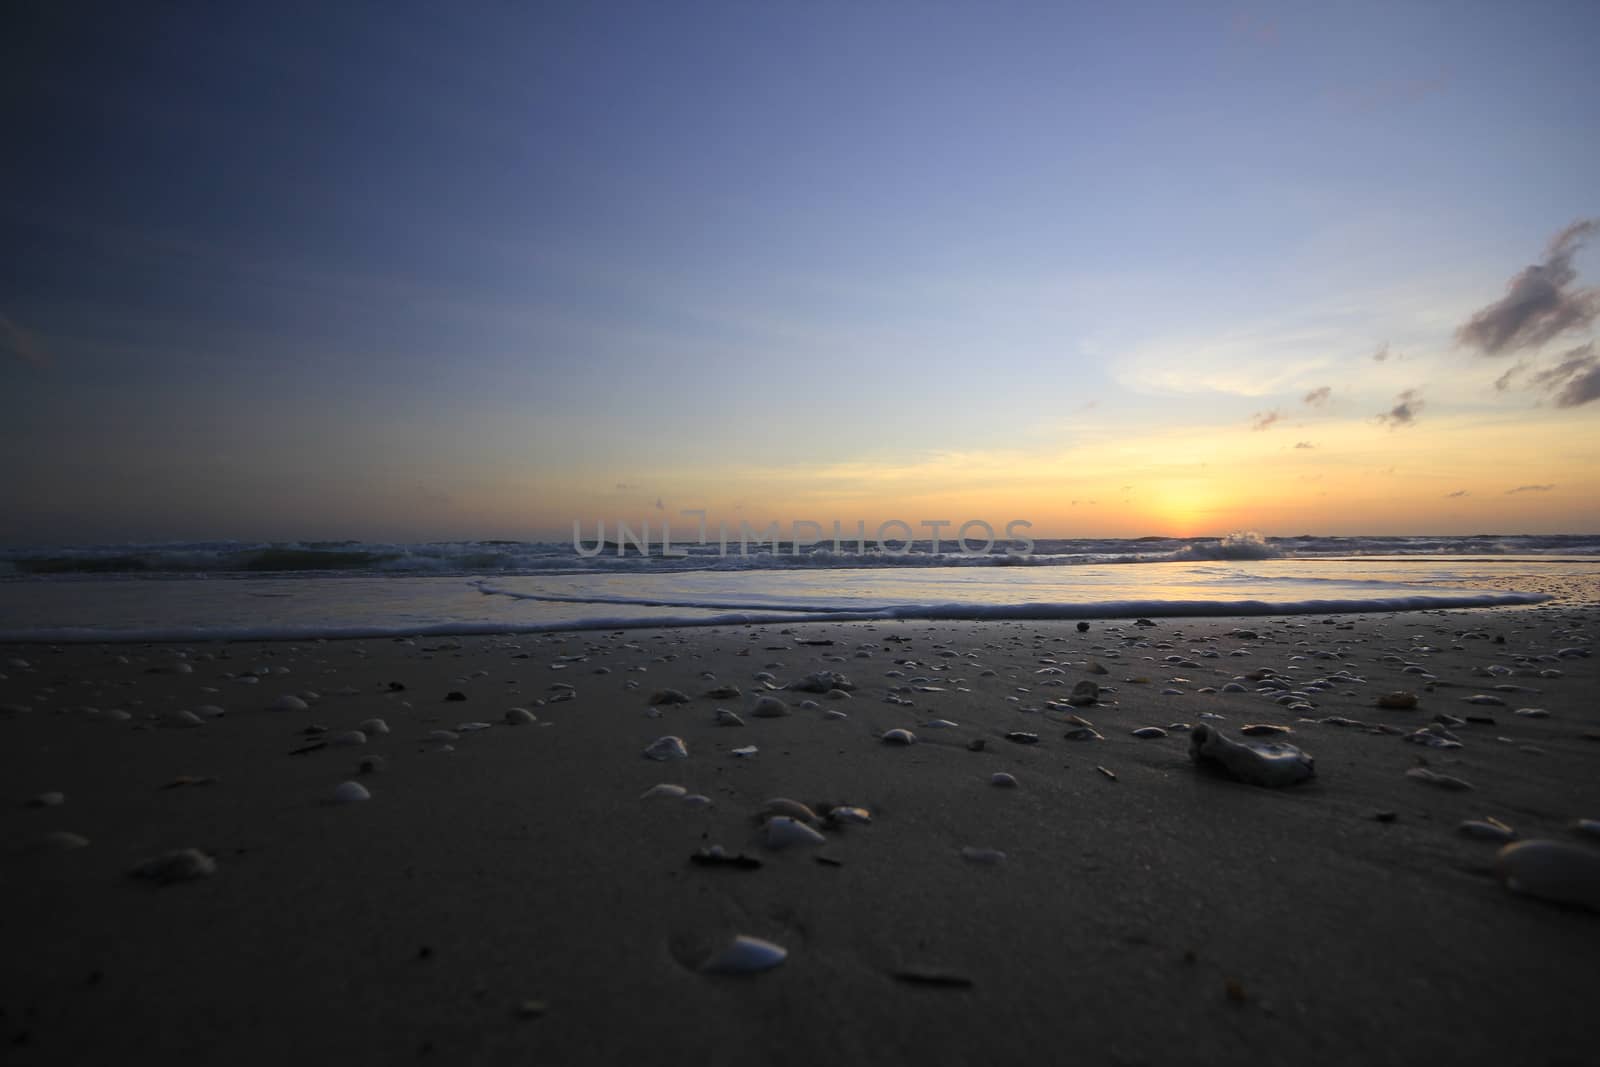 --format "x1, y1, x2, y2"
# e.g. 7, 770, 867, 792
4, 606, 1597, 1065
